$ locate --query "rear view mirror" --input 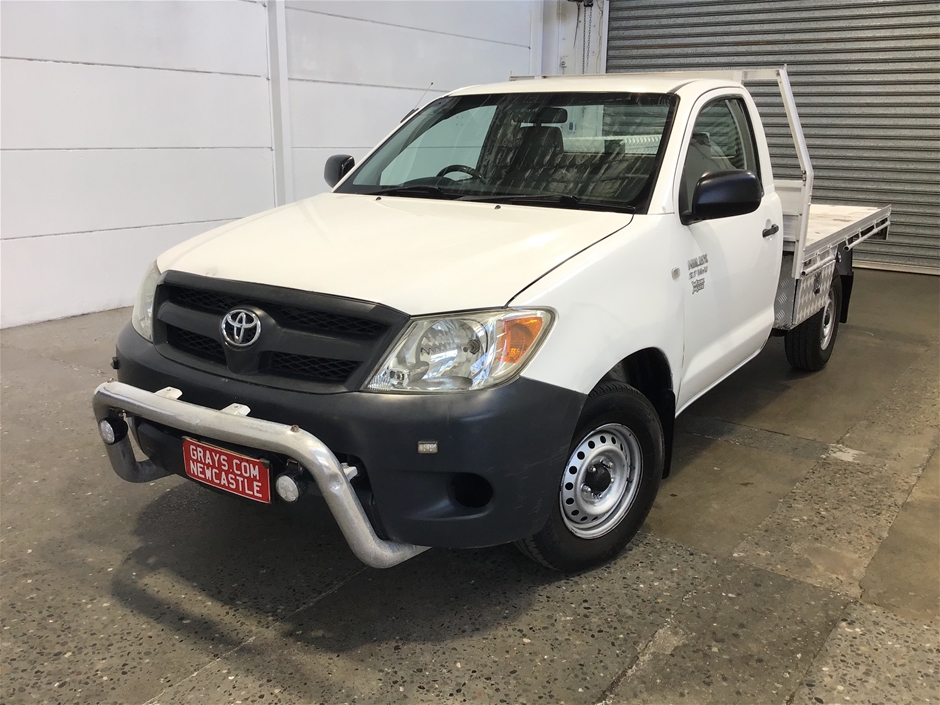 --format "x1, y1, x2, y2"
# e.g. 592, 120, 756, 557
528, 106, 568, 124
689, 170, 762, 223
324, 154, 355, 187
